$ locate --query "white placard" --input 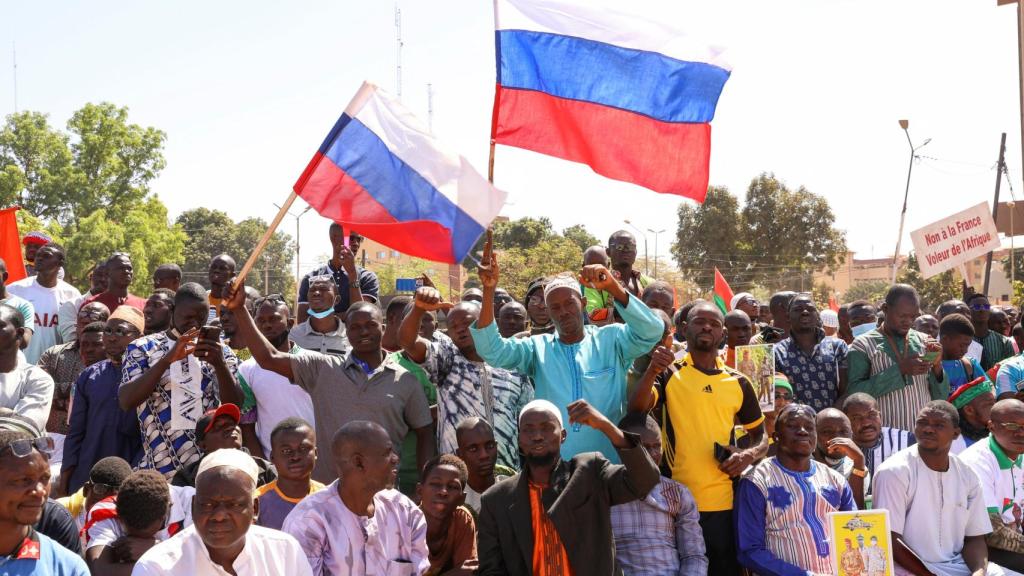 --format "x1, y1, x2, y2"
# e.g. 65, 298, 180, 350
909, 202, 1000, 279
